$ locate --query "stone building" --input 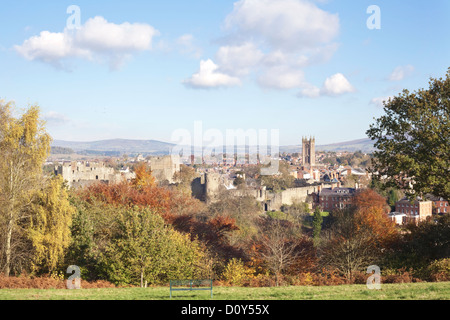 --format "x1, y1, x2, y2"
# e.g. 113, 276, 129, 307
302, 137, 316, 167
55, 161, 135, 188
148, 155, 181, 183
192, 172, 333, 211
